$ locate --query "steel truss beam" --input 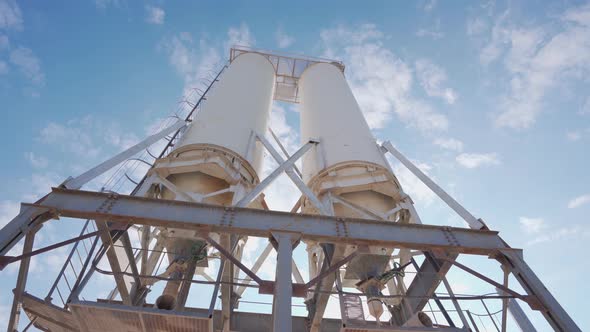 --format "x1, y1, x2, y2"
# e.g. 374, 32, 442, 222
18, 188, 510, 255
